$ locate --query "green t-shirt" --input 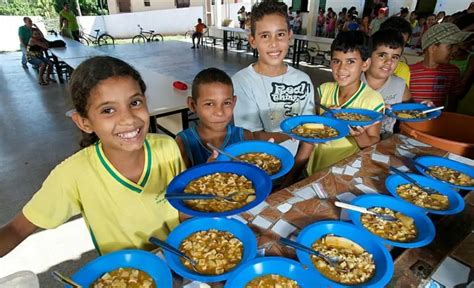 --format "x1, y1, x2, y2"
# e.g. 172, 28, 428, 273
60, 10, 79, 31
18, 25, 32, 46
